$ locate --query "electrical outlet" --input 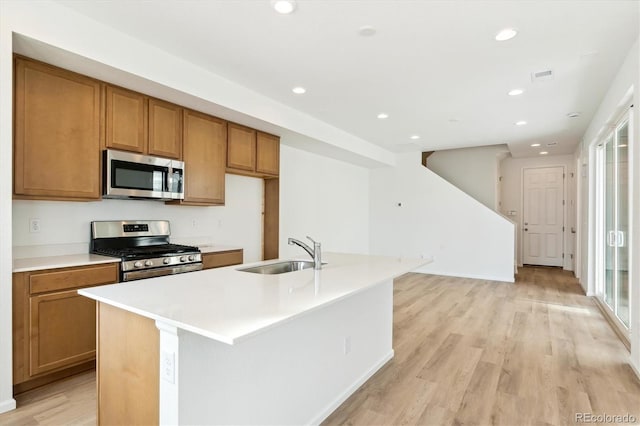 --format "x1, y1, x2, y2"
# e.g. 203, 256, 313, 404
161, 350, 175, 384
344, 336, 351, 355
29, 218, 41, 233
